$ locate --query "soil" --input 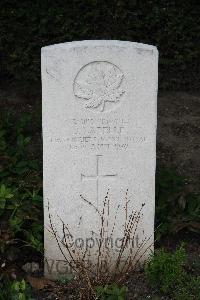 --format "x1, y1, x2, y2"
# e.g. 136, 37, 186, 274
157, 91, 200, 192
